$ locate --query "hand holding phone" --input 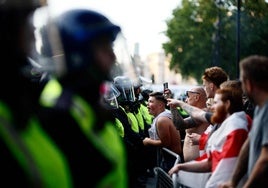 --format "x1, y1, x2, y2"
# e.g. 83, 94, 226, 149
163, 82, 171, 99
163, 82, 168, 91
